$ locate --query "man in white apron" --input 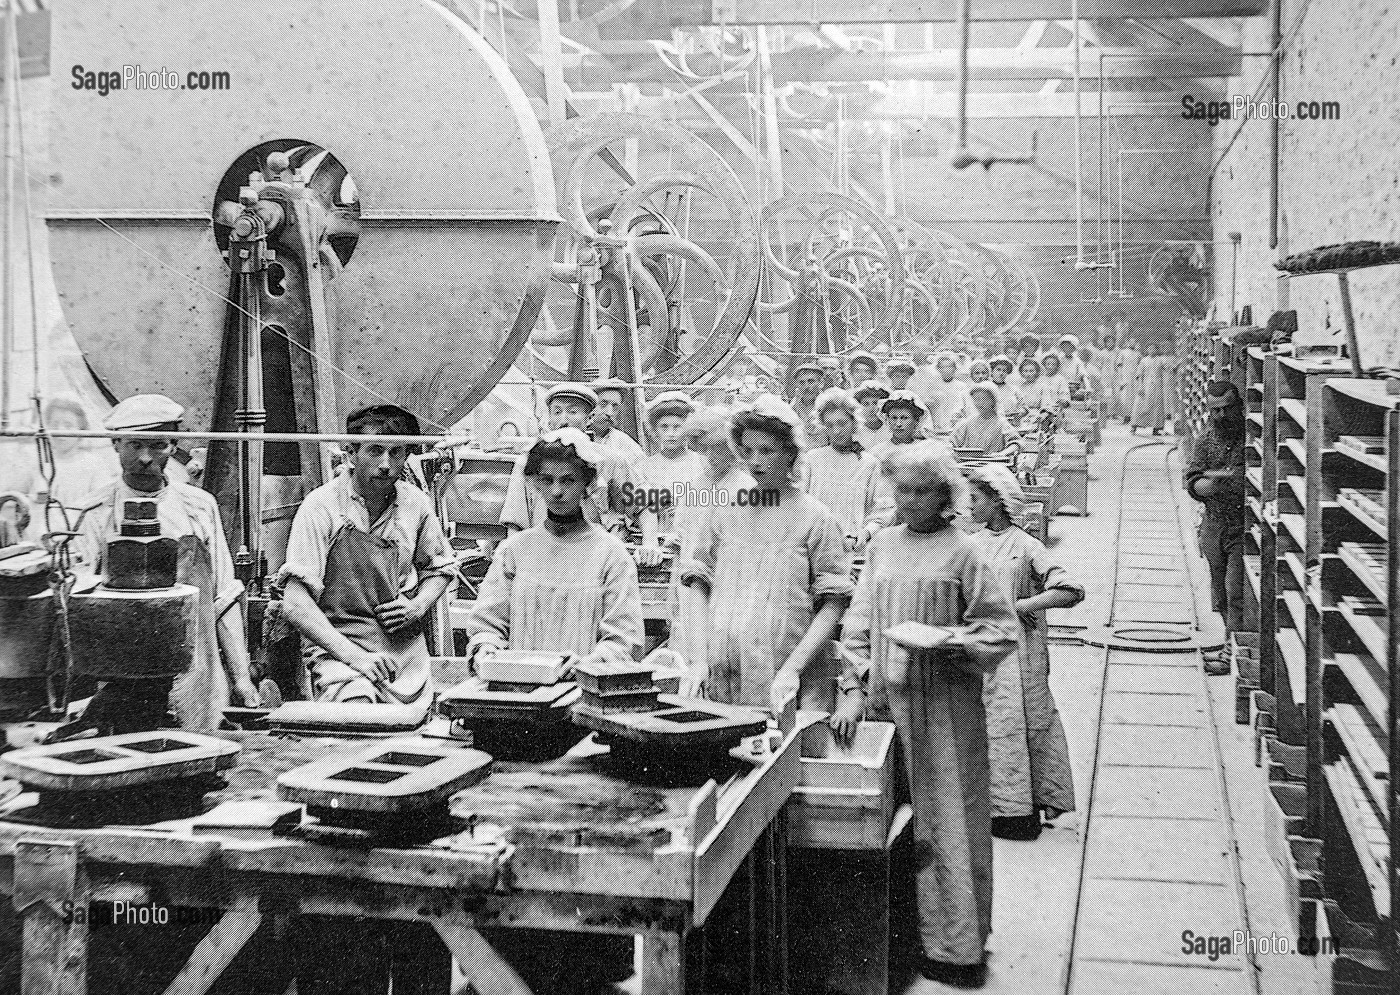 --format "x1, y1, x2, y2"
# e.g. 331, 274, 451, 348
74, 393, 258, 732
279, 404, 457, 706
